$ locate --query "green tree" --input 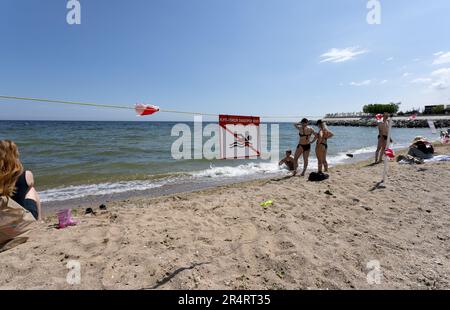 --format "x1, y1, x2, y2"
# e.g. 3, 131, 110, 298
432, 105, 445, 115
363, 103, 399, 114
